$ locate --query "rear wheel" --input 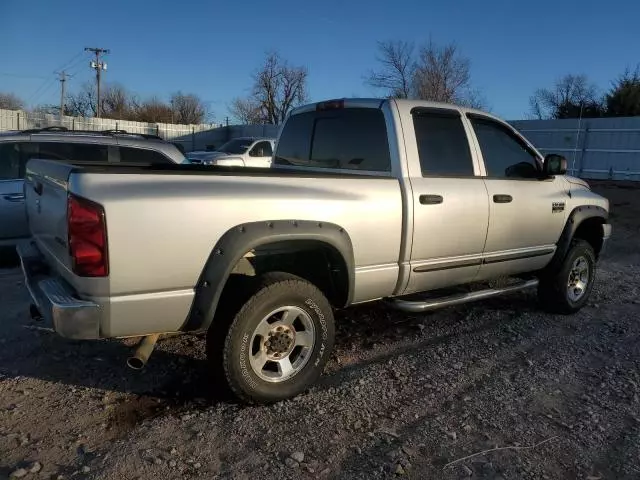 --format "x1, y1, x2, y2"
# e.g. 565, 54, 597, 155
208, 272, 335, 404
538, 239, 596, 314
